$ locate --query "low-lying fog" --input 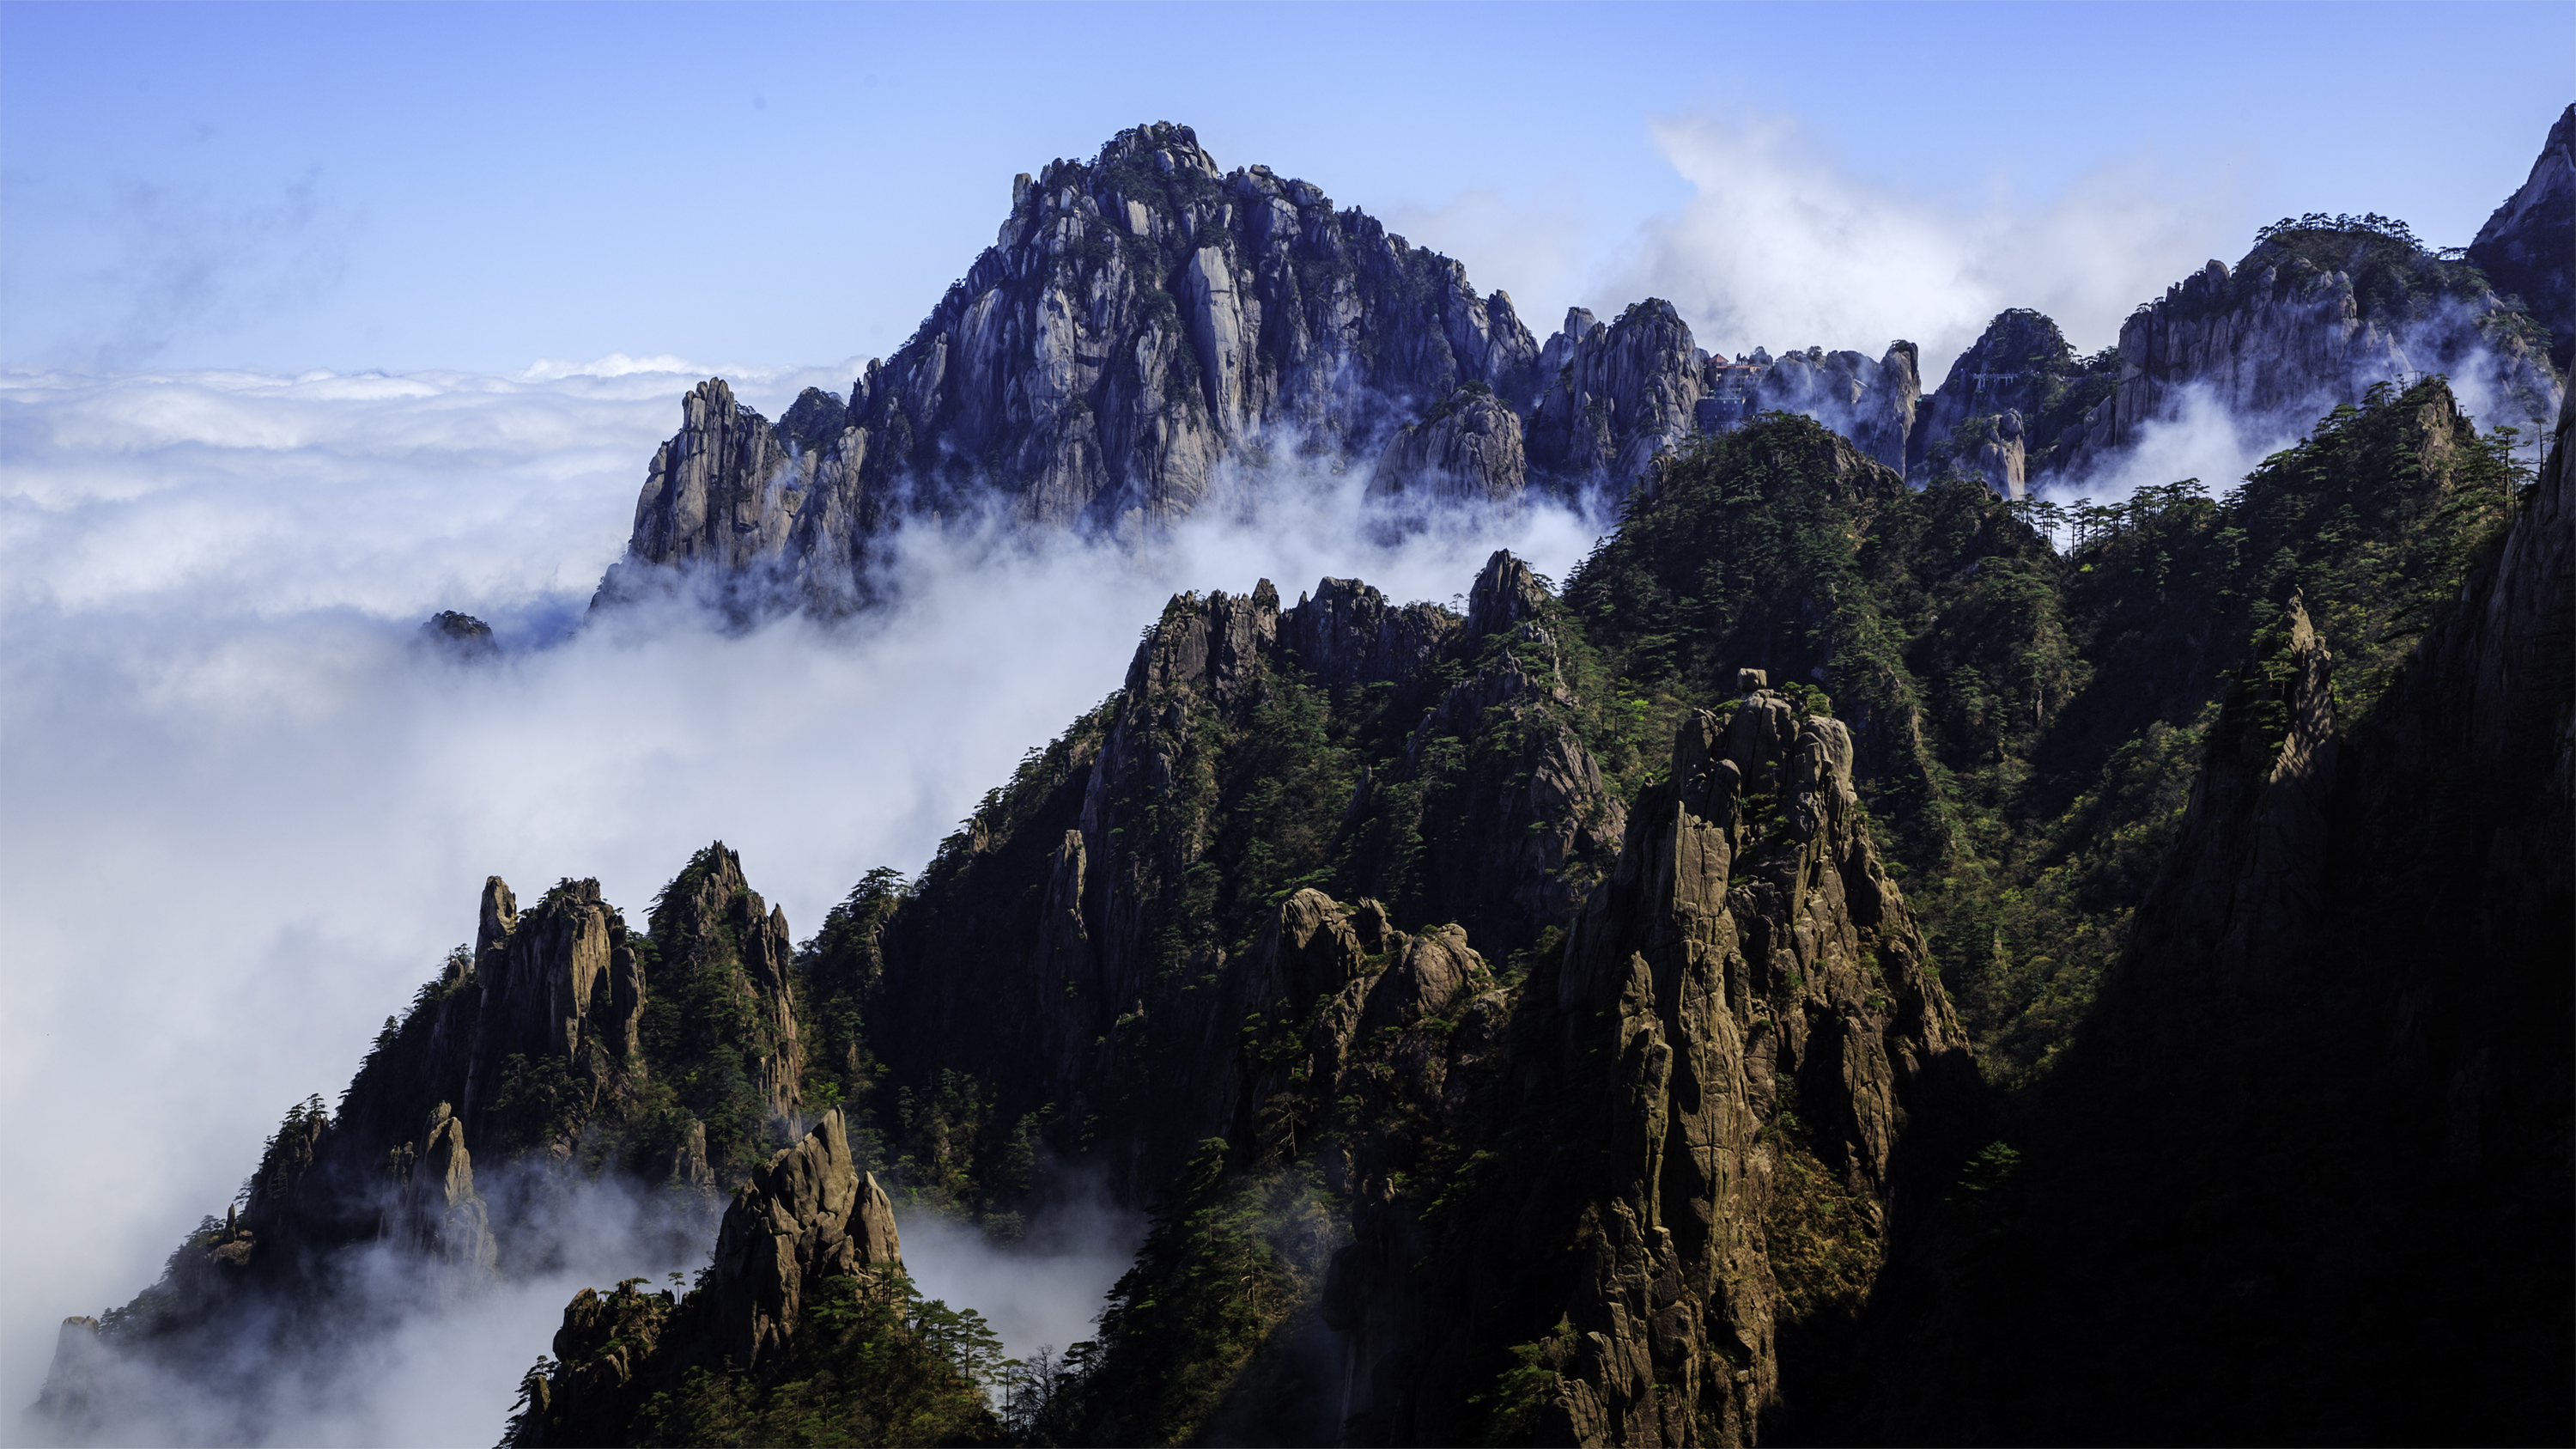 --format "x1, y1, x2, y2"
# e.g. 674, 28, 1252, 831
0, 360, 1603, 1442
